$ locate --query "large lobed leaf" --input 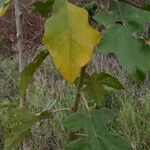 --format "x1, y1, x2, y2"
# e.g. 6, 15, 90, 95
63, 108, 131, 150
43, 0, 100, 83
83, 72, 124, 103
19, 49, 49, 96
93, 1, 150, 82
4, 108, 53, 150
